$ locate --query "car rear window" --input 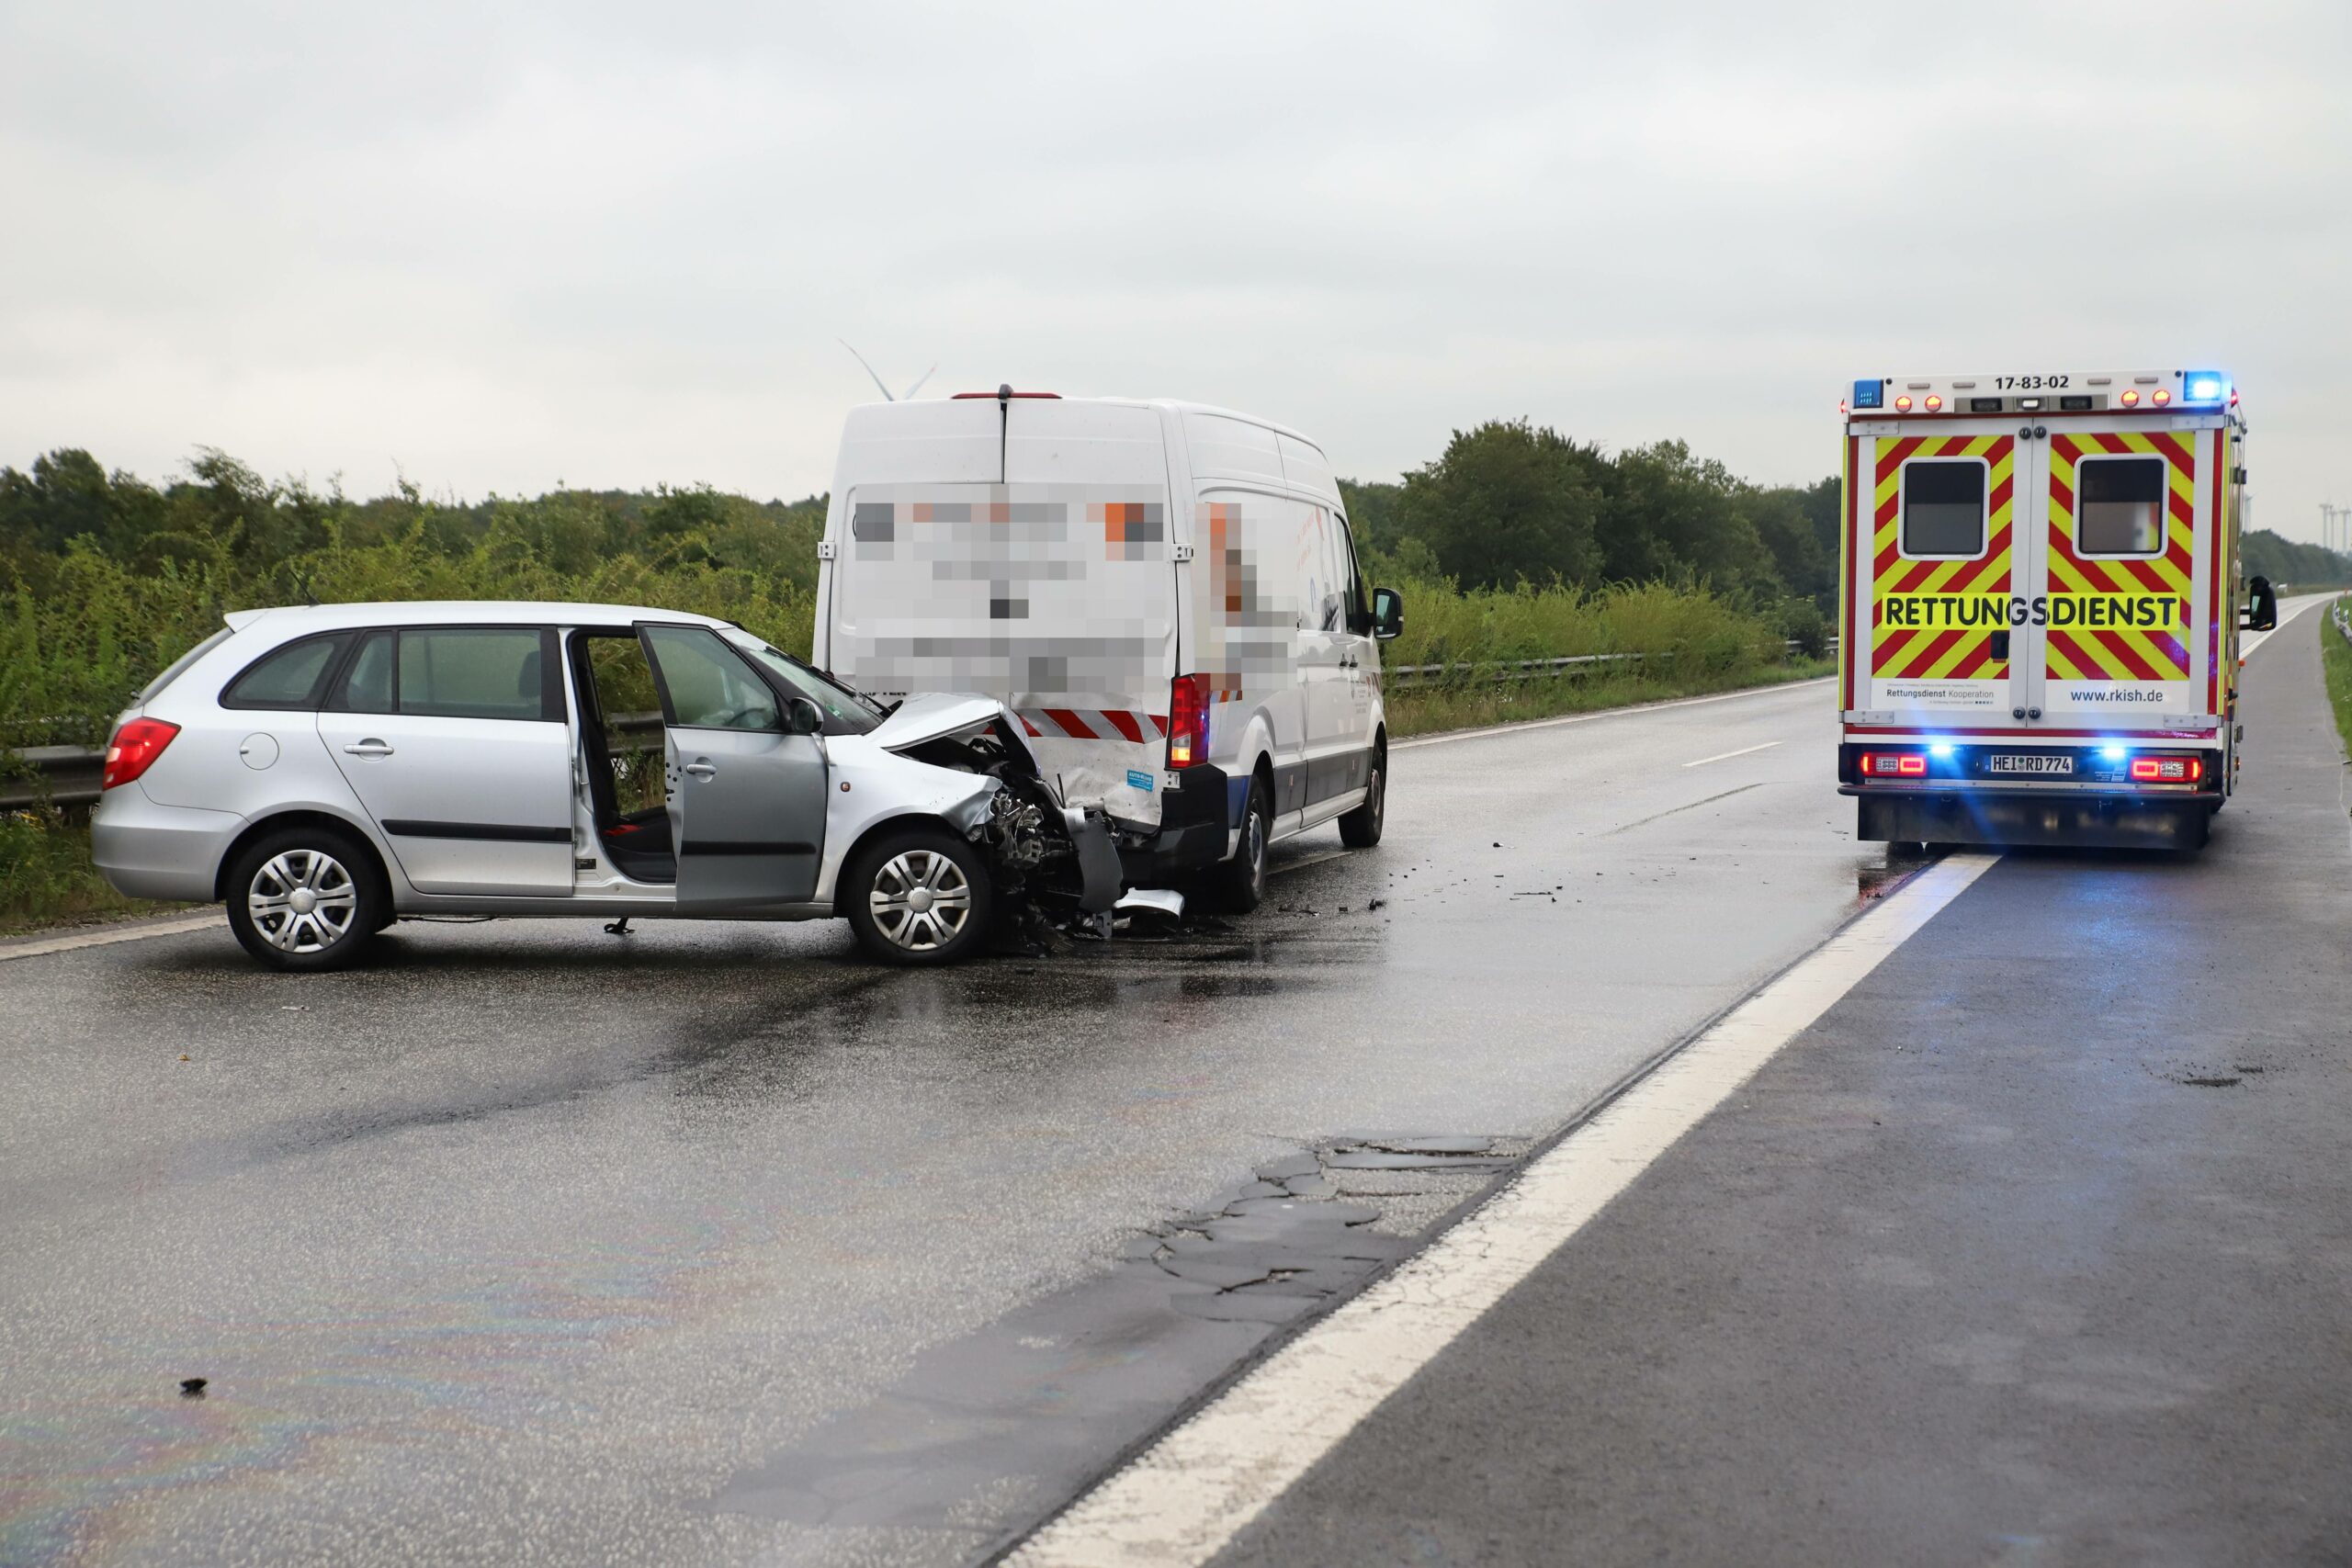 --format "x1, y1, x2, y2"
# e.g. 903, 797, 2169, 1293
221, 633, 351, 710
139, 626, 234, 704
